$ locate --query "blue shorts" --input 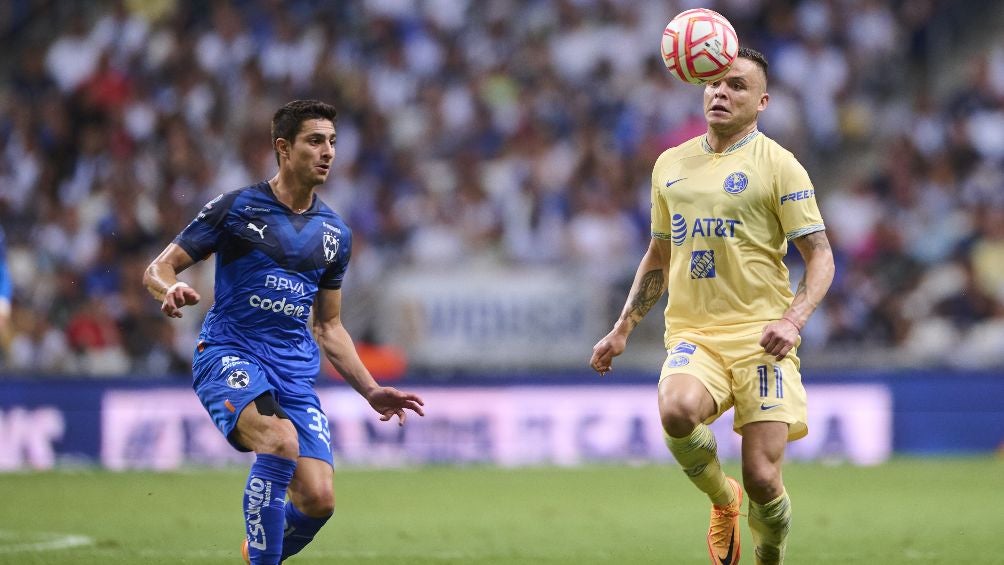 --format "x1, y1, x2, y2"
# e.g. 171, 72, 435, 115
192, 343, 333, 465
